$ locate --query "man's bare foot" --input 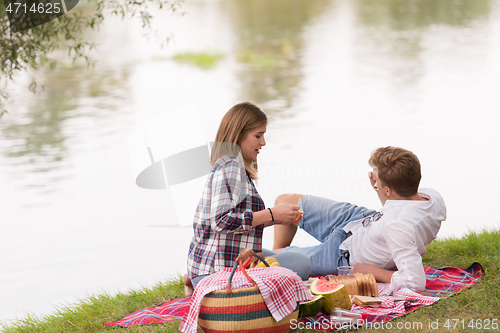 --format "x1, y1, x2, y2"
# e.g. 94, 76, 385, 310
183, 273, 194, 296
